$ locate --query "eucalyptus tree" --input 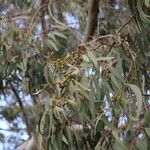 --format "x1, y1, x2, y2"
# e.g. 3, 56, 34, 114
0, 0, 150, 149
